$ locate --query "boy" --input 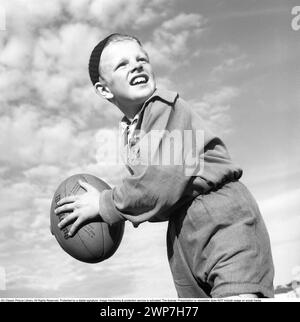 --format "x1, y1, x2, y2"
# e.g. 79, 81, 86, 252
55, 33, 274, 298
